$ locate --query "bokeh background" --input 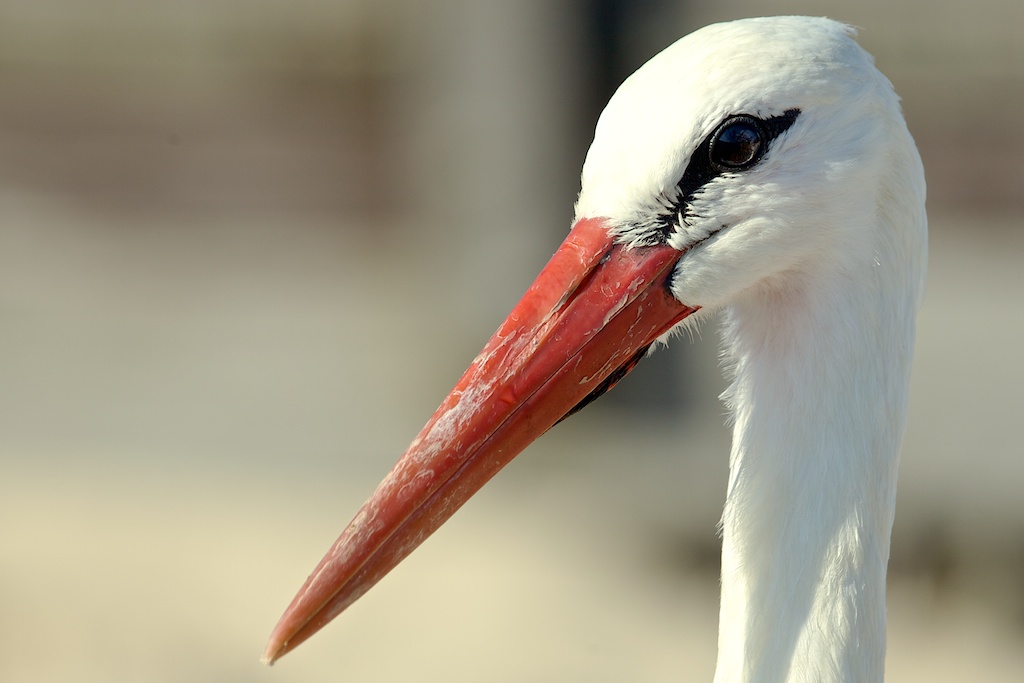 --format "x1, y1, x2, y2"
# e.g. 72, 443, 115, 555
2, 1, 1022, 681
